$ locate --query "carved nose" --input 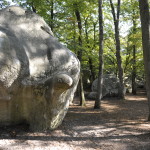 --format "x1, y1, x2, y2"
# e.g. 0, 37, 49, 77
44, 74, 74, 102
53, 74, 73, 90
